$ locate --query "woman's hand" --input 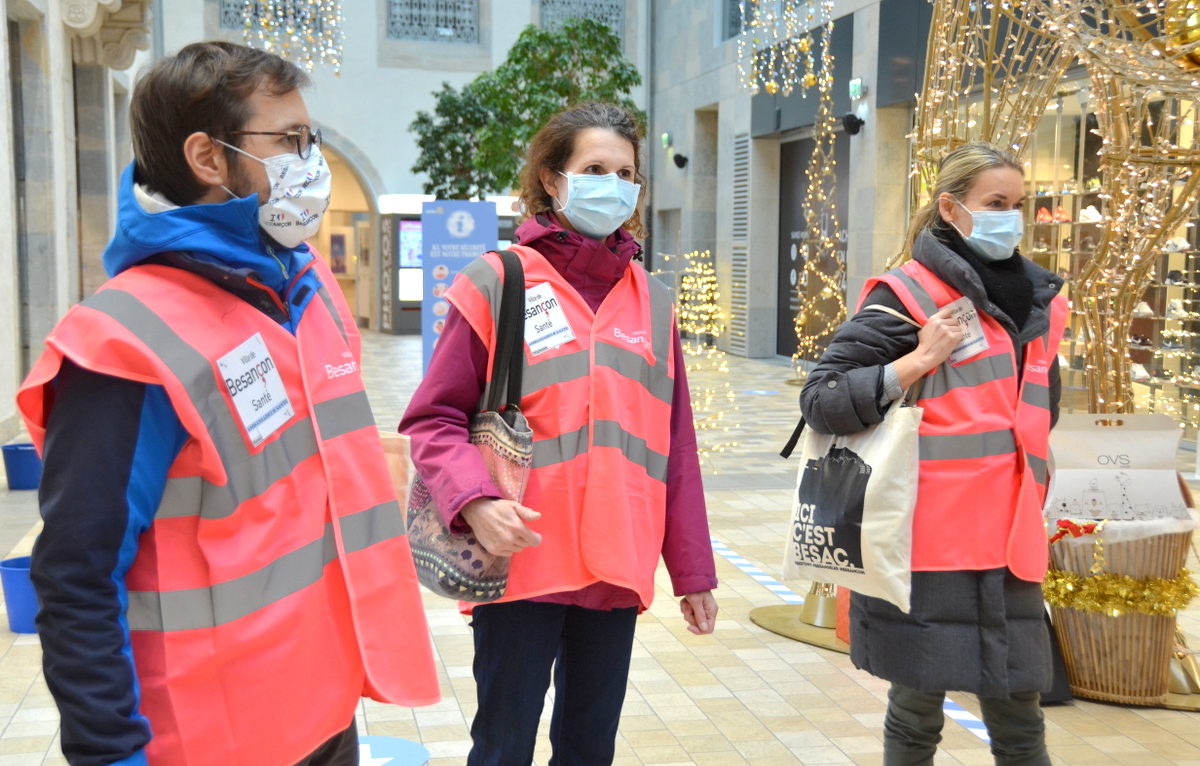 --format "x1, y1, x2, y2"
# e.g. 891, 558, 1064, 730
894, 305, 964, 389
680, 591, 718, 635
459, 498, 542, 556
